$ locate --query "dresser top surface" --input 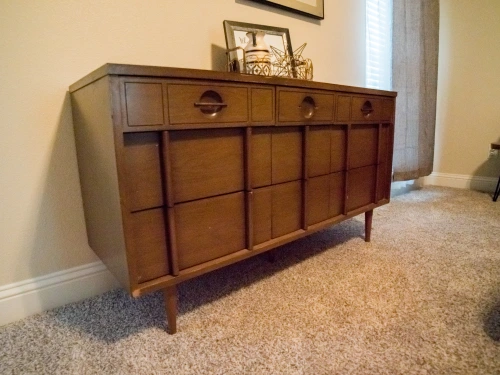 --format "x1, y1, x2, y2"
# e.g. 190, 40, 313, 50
69, 63, 397, 98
